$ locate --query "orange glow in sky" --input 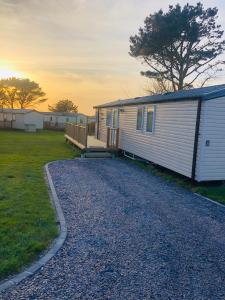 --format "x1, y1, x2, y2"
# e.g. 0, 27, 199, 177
0, 0, 224, 115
